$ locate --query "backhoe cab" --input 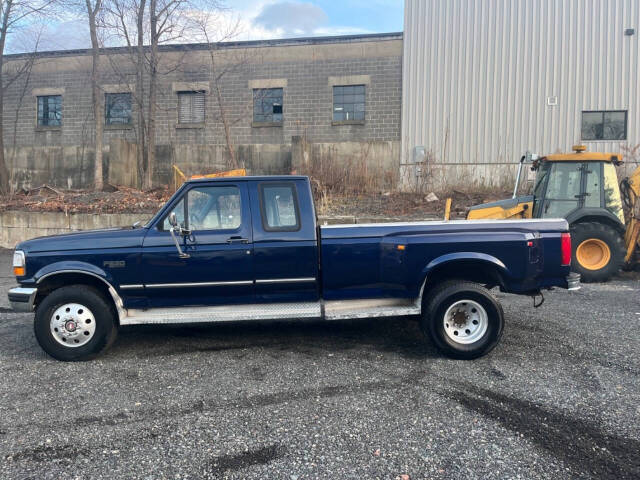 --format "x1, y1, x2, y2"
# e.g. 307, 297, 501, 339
468, 146, 626, 282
